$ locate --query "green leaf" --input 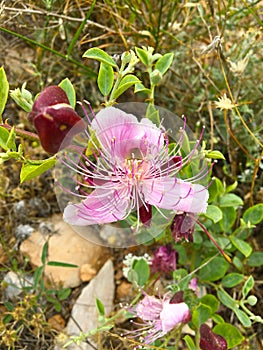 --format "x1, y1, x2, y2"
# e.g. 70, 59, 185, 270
4, 301, 15, 312
192, 304, 212, 328
204, 205, 223, 223
20, 157, 56, 183
208, 177, 224, 202
41, 241, 49, 265
59, 78, 76, 108
57, 288, 71, 301
0, 66, 9, 116
242, 275, 254, 299
234, 308, 252, 327
217, 289, 238, 311
183, 335, 196, 350
219, 207, 236, 232
135, 47, 149, 66
83, 48, 117, 67
229, 236, 252, 258
219, 193, 243, 207
47, 261, 78, 268
155, 53, 174, 75
222, 273, 244, 288
247, 251, 263, 267
233, 256, 243, 271
204, 150, 225, 160
6, 126, 16, 151
97, 62, 114, 96
243, 203, 263, 225
146, 103, 160, 125
212, 313, 225, 324
199, 256, 230, 282
213, 323, 244, 348
0, 126, 10, 150
200, 294, 220, 314
134, 83, 151, 94
112, 74, 141, 99
96, 298, 105, 316
133, 258, 150, 287
226, 181, 238, 193
33, 266, 44, 289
